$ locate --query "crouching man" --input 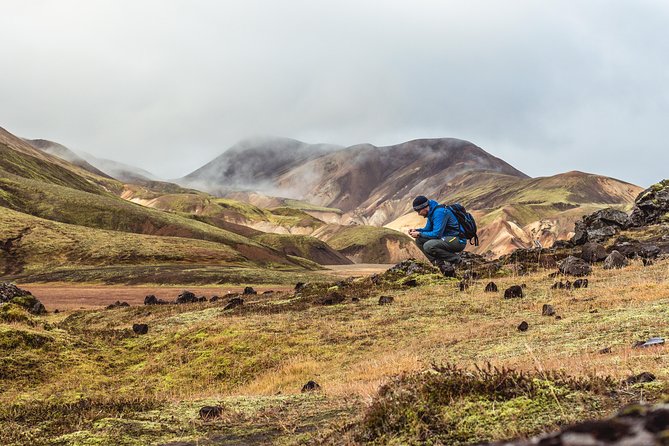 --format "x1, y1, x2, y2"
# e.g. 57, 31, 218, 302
408, 195, 466, 274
